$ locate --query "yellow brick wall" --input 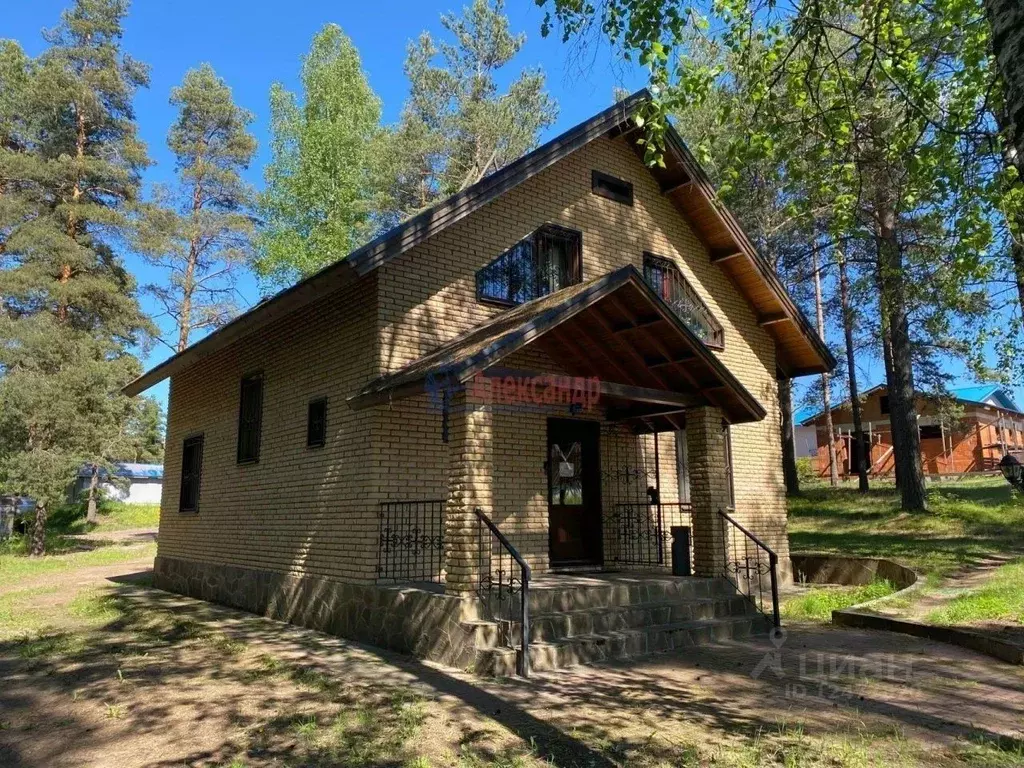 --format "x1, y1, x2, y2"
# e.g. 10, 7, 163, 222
159, 275, 382, 583
376, 134, 788, 564
160, 130, 790, 587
